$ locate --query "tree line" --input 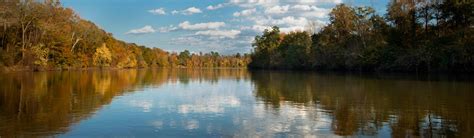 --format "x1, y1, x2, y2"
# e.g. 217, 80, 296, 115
0, 0, 249, 71
249, 1, 473, 72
